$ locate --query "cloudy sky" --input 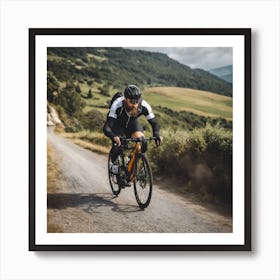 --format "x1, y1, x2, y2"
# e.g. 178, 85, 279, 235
127, 47, 232, 70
